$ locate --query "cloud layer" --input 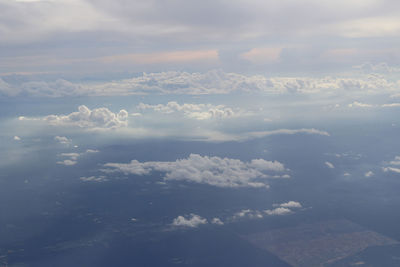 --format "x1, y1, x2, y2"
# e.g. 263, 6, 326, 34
2, 69, 399, 97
